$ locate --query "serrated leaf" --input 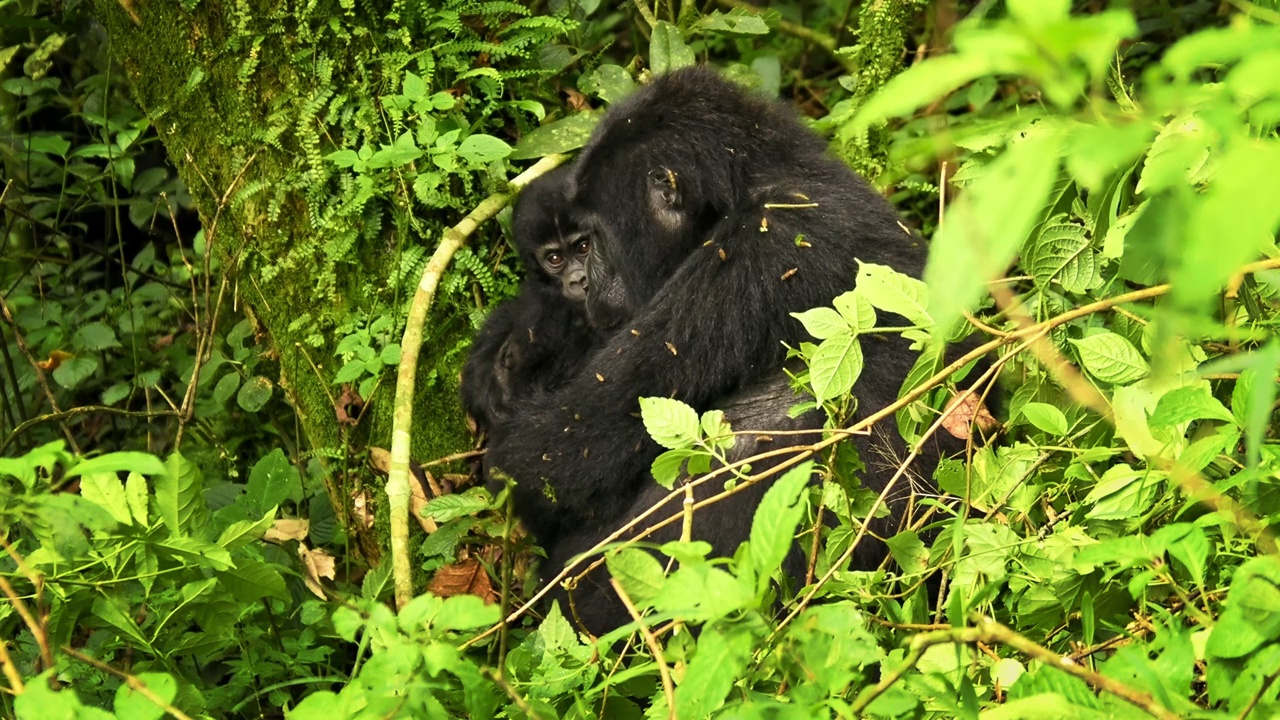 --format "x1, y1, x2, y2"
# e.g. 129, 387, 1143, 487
1020, 402, 1069, 436
1071, 333, 1149, 385
791, 307, 850, 340
125, 472, 148, 525
153, 536, 234, 570
808, 334, 863, 404
607, 548, 665, 605
402, 71, 426, 100
639, 396, 701, 450
156, 454, 205, 534
1030, 223, 1099, 294
92, 595, 149, 647
79, 472, 132, 525
237, 375, 273, 412
422, 491, 490, 523
651, 448, 696, 489
456, 133, 512, 164
650, 21, 695, 75
380, 343, 402, 365
1148, 385, 1236, 428
833, 290, 877, 331
216, 560, 290, 602
747, 462, 812, 588
856, 263, 932, 329
218, 508, 276, 551
367, 131, 423, 169
696, 8, 770, 35
674, 625, 756, 719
